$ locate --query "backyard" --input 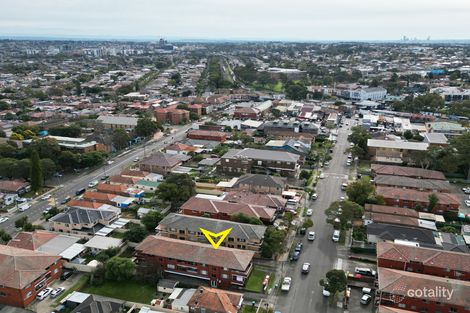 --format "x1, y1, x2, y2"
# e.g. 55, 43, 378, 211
82, 280, 156, 304
245, 267, 275, 293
